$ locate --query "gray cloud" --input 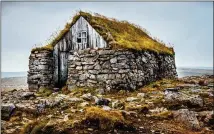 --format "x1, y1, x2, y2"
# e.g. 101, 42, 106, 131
1, 2, 213, 72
